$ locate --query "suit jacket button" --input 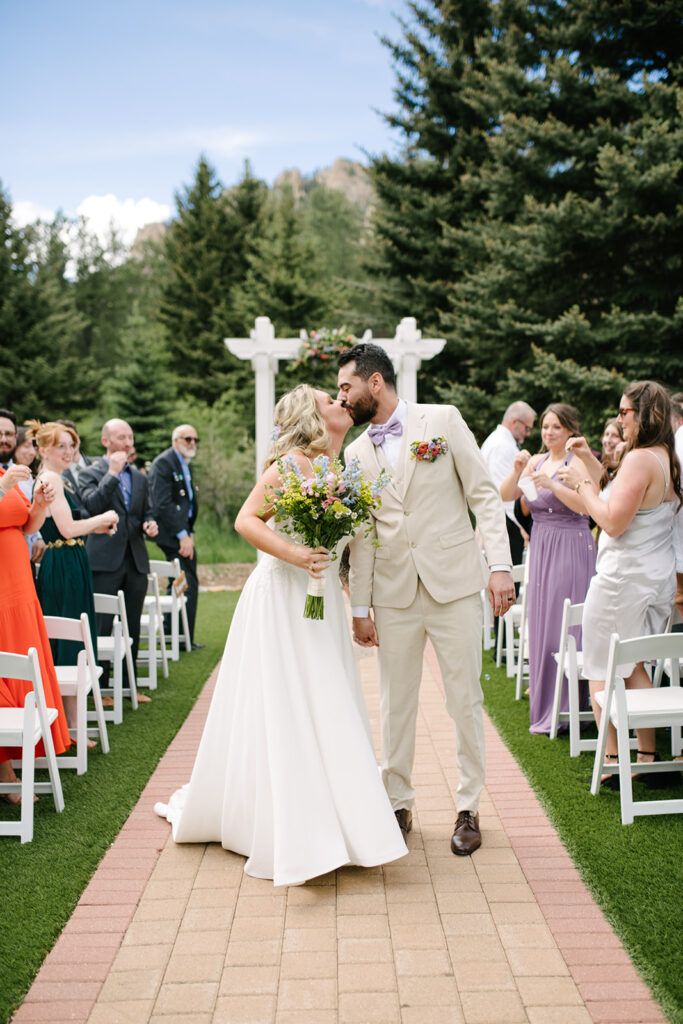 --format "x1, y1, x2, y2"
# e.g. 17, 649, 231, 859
410, 541, 417, 548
